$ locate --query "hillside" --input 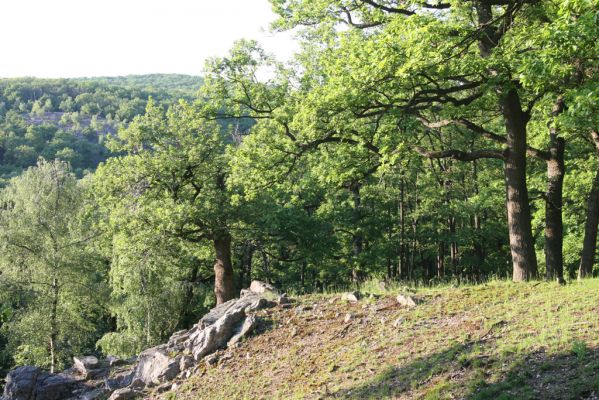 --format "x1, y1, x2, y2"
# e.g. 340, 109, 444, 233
0, 74, 202, 185
162, 280, 599, 400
